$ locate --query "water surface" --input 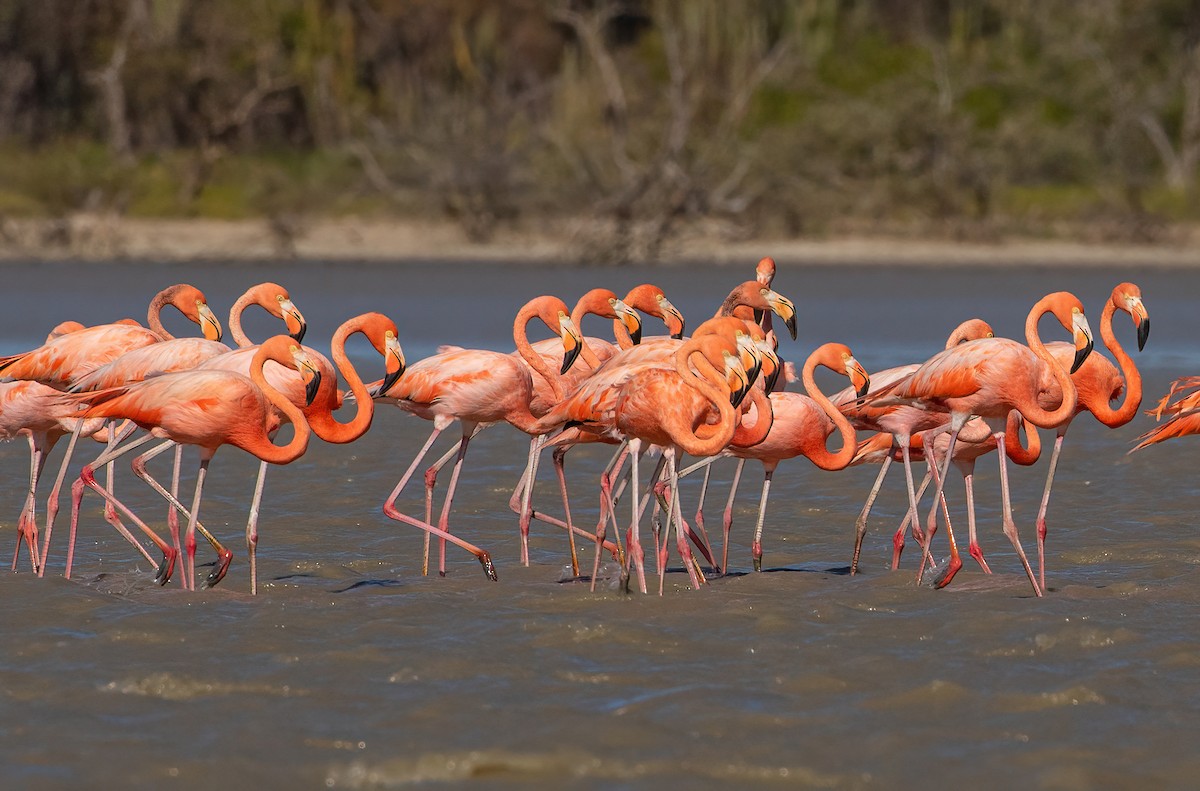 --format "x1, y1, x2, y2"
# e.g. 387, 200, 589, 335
2, 258, 1198, 789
